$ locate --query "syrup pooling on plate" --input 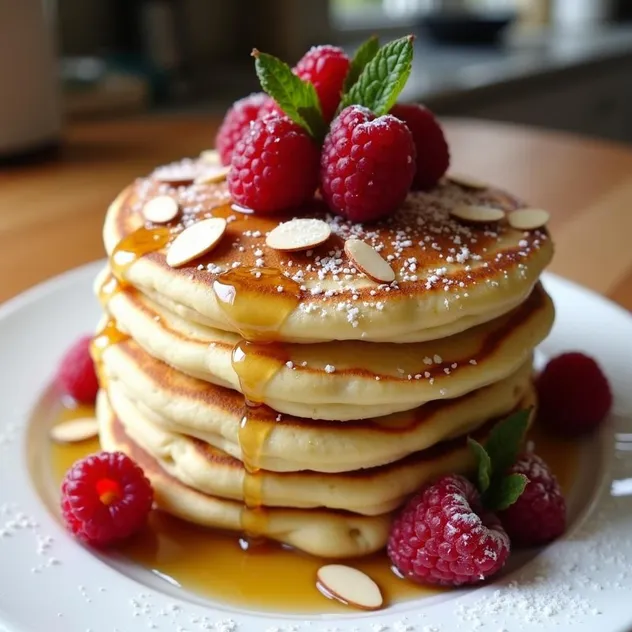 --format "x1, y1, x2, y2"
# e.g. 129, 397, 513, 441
213, 266, 302, 538
110, 226, 172, 281
45, 398, 581, 613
